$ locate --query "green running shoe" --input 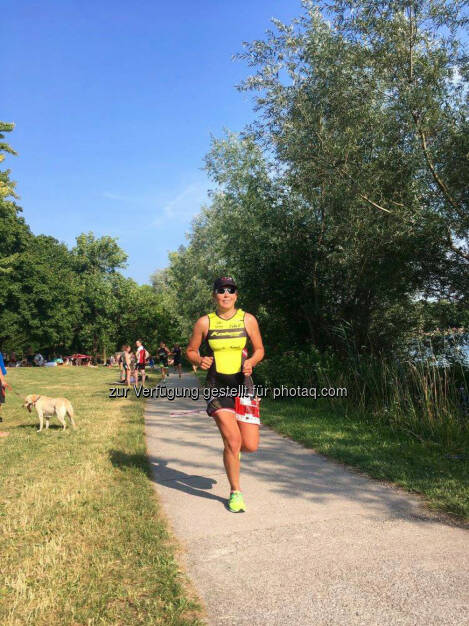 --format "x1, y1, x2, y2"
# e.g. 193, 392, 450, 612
228, 491, 246, 513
